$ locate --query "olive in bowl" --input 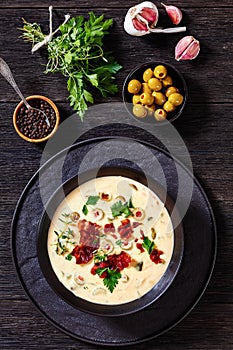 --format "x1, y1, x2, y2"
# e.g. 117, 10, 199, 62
13, 95, 60, 143
123, 62, 187, 124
